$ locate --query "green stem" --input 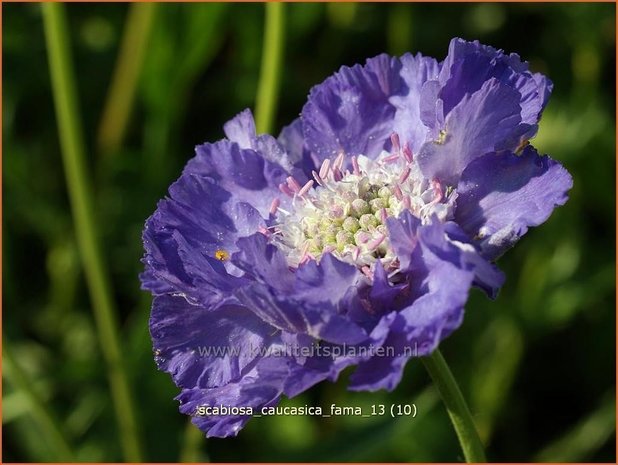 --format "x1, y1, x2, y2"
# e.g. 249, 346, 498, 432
422, 349, 487, 462
42, 4, 143, 461
97, 3, 157, 155
254, 2, 285, 134
3, 342, 76, 461
179, 419, 209, 463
